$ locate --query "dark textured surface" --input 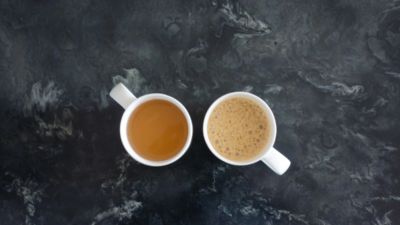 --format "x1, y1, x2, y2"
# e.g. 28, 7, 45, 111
1, 0, 400, 224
